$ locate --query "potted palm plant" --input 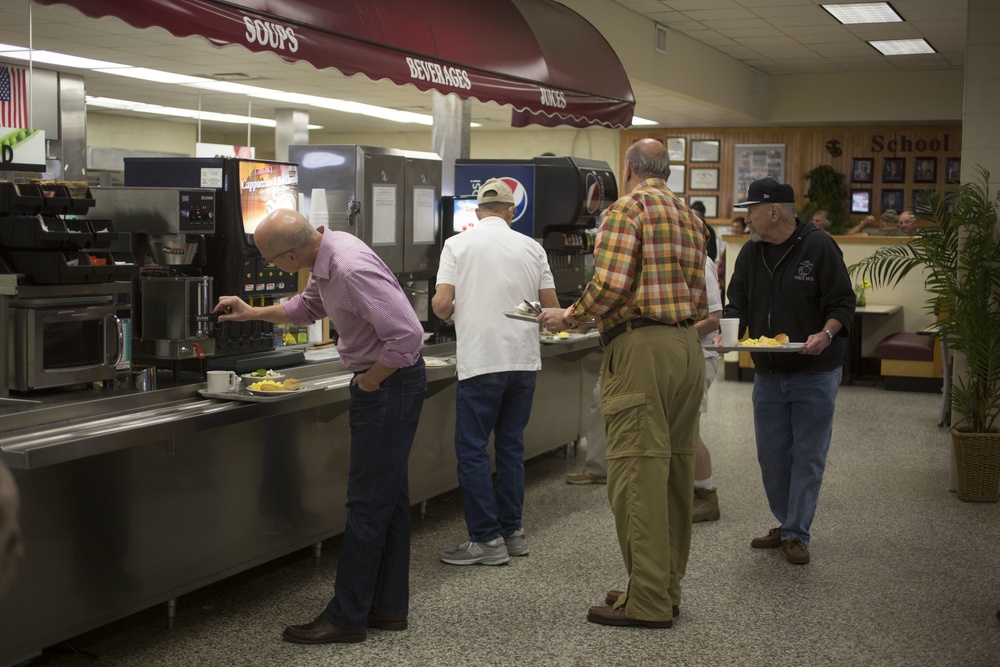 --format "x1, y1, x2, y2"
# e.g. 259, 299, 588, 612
849, 167, 1000, 502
